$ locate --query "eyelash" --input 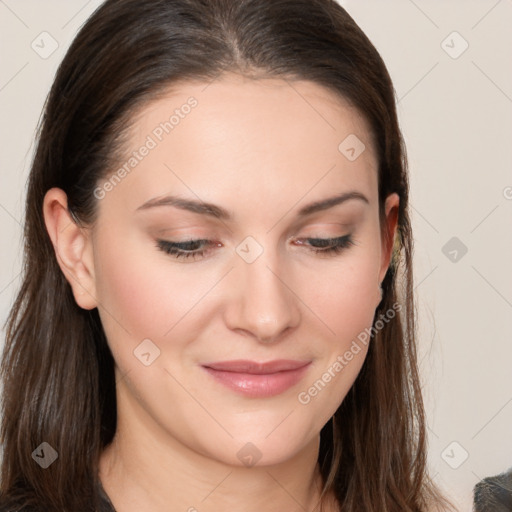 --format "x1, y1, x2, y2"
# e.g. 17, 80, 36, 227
156, 235, 355, 261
